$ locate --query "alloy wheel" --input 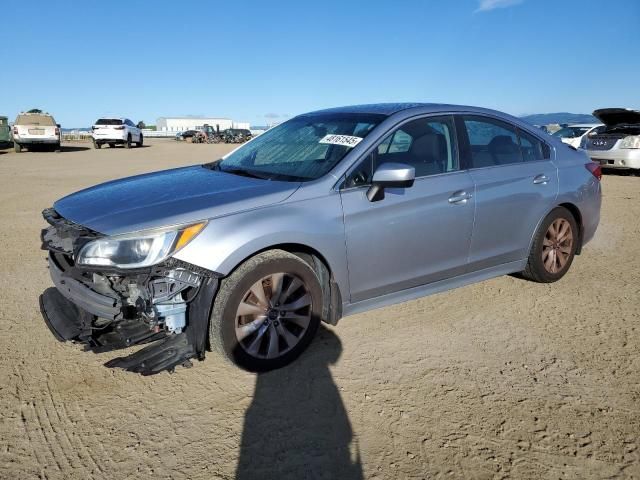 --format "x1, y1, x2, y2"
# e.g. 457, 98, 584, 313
234, 273, 312, 359
542, 218, 573, 274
